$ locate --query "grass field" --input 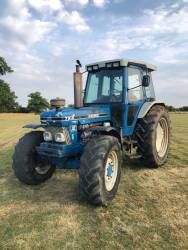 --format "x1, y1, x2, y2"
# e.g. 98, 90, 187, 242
0, 113, 188, 250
